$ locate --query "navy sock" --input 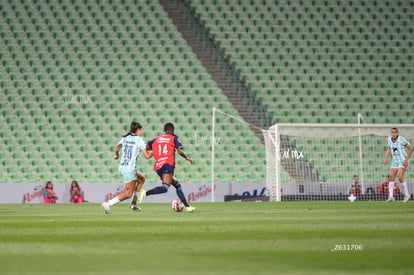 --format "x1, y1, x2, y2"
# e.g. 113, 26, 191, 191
174, 182, 189, 207
146, 184, 169, 196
